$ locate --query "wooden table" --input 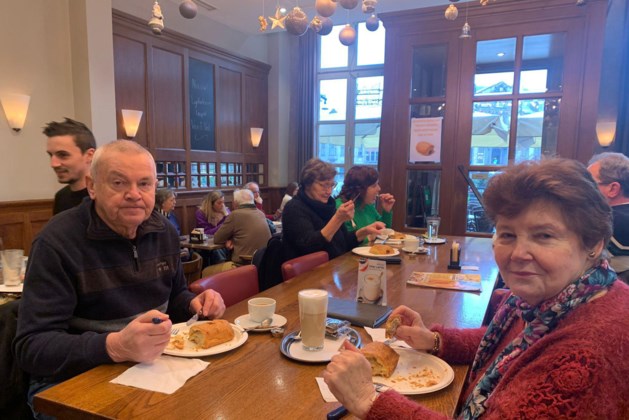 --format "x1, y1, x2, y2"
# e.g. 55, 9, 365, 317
179, 235, 224, 252
35, 235, 498, 419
